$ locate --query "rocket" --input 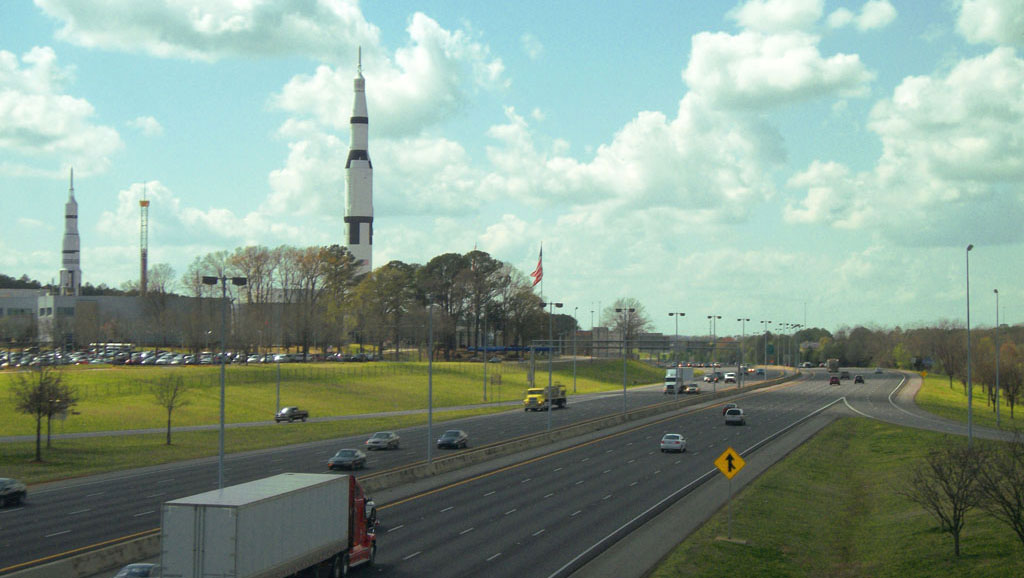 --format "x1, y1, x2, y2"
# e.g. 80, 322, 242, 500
59, 167, 81, 296
344, 47, 373, 275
